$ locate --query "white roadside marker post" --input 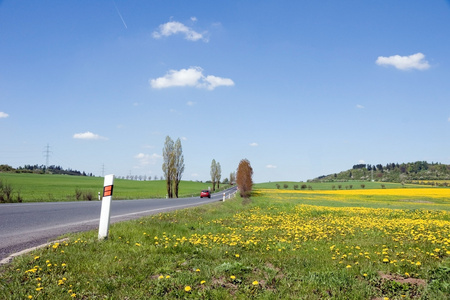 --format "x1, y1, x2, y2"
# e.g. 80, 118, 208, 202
223, 193, 226, 202
98, 174, 114, 240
